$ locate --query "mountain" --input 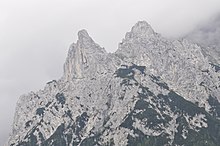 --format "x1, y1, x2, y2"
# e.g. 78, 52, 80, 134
7, 21, 220, 146
186, 14, 220, 65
